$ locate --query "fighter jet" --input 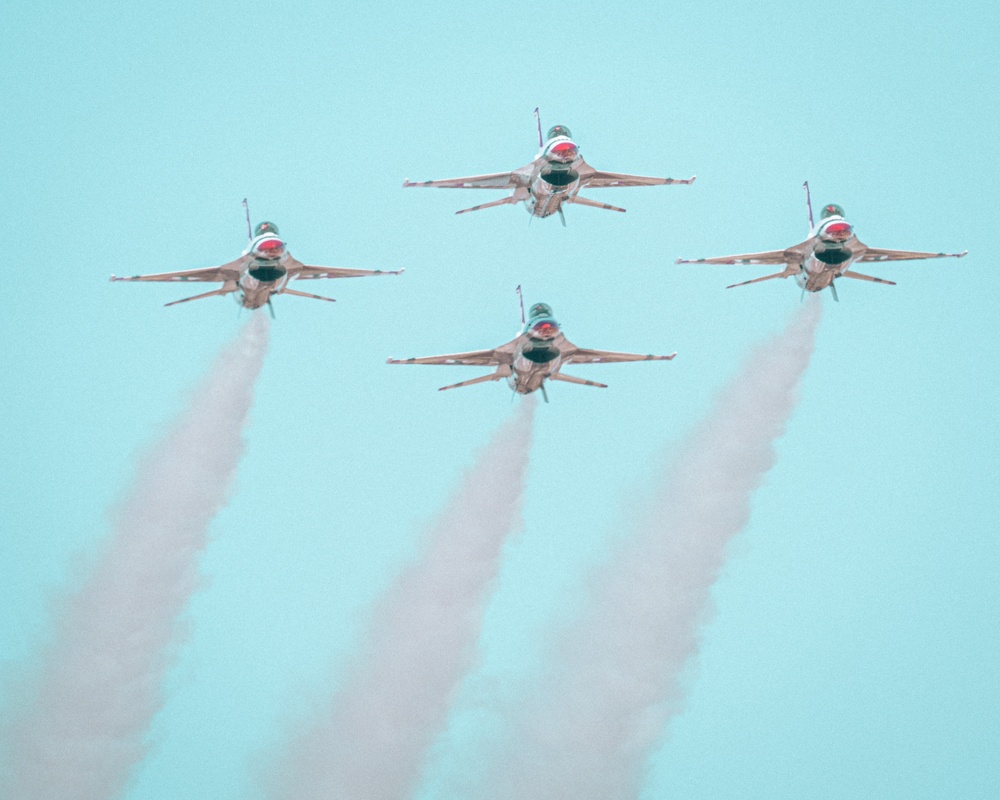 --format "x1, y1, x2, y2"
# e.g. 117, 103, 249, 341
110, 201, 402, 314
676, 182, 967, 301
387, 288, 676, 401
403, 109, 695, 225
